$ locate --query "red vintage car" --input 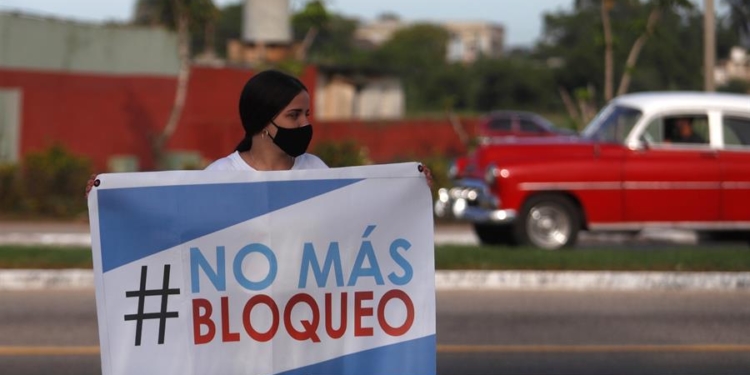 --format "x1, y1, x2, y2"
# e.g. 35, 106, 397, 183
476, 111, 575, 140
435, 92, 750, 249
